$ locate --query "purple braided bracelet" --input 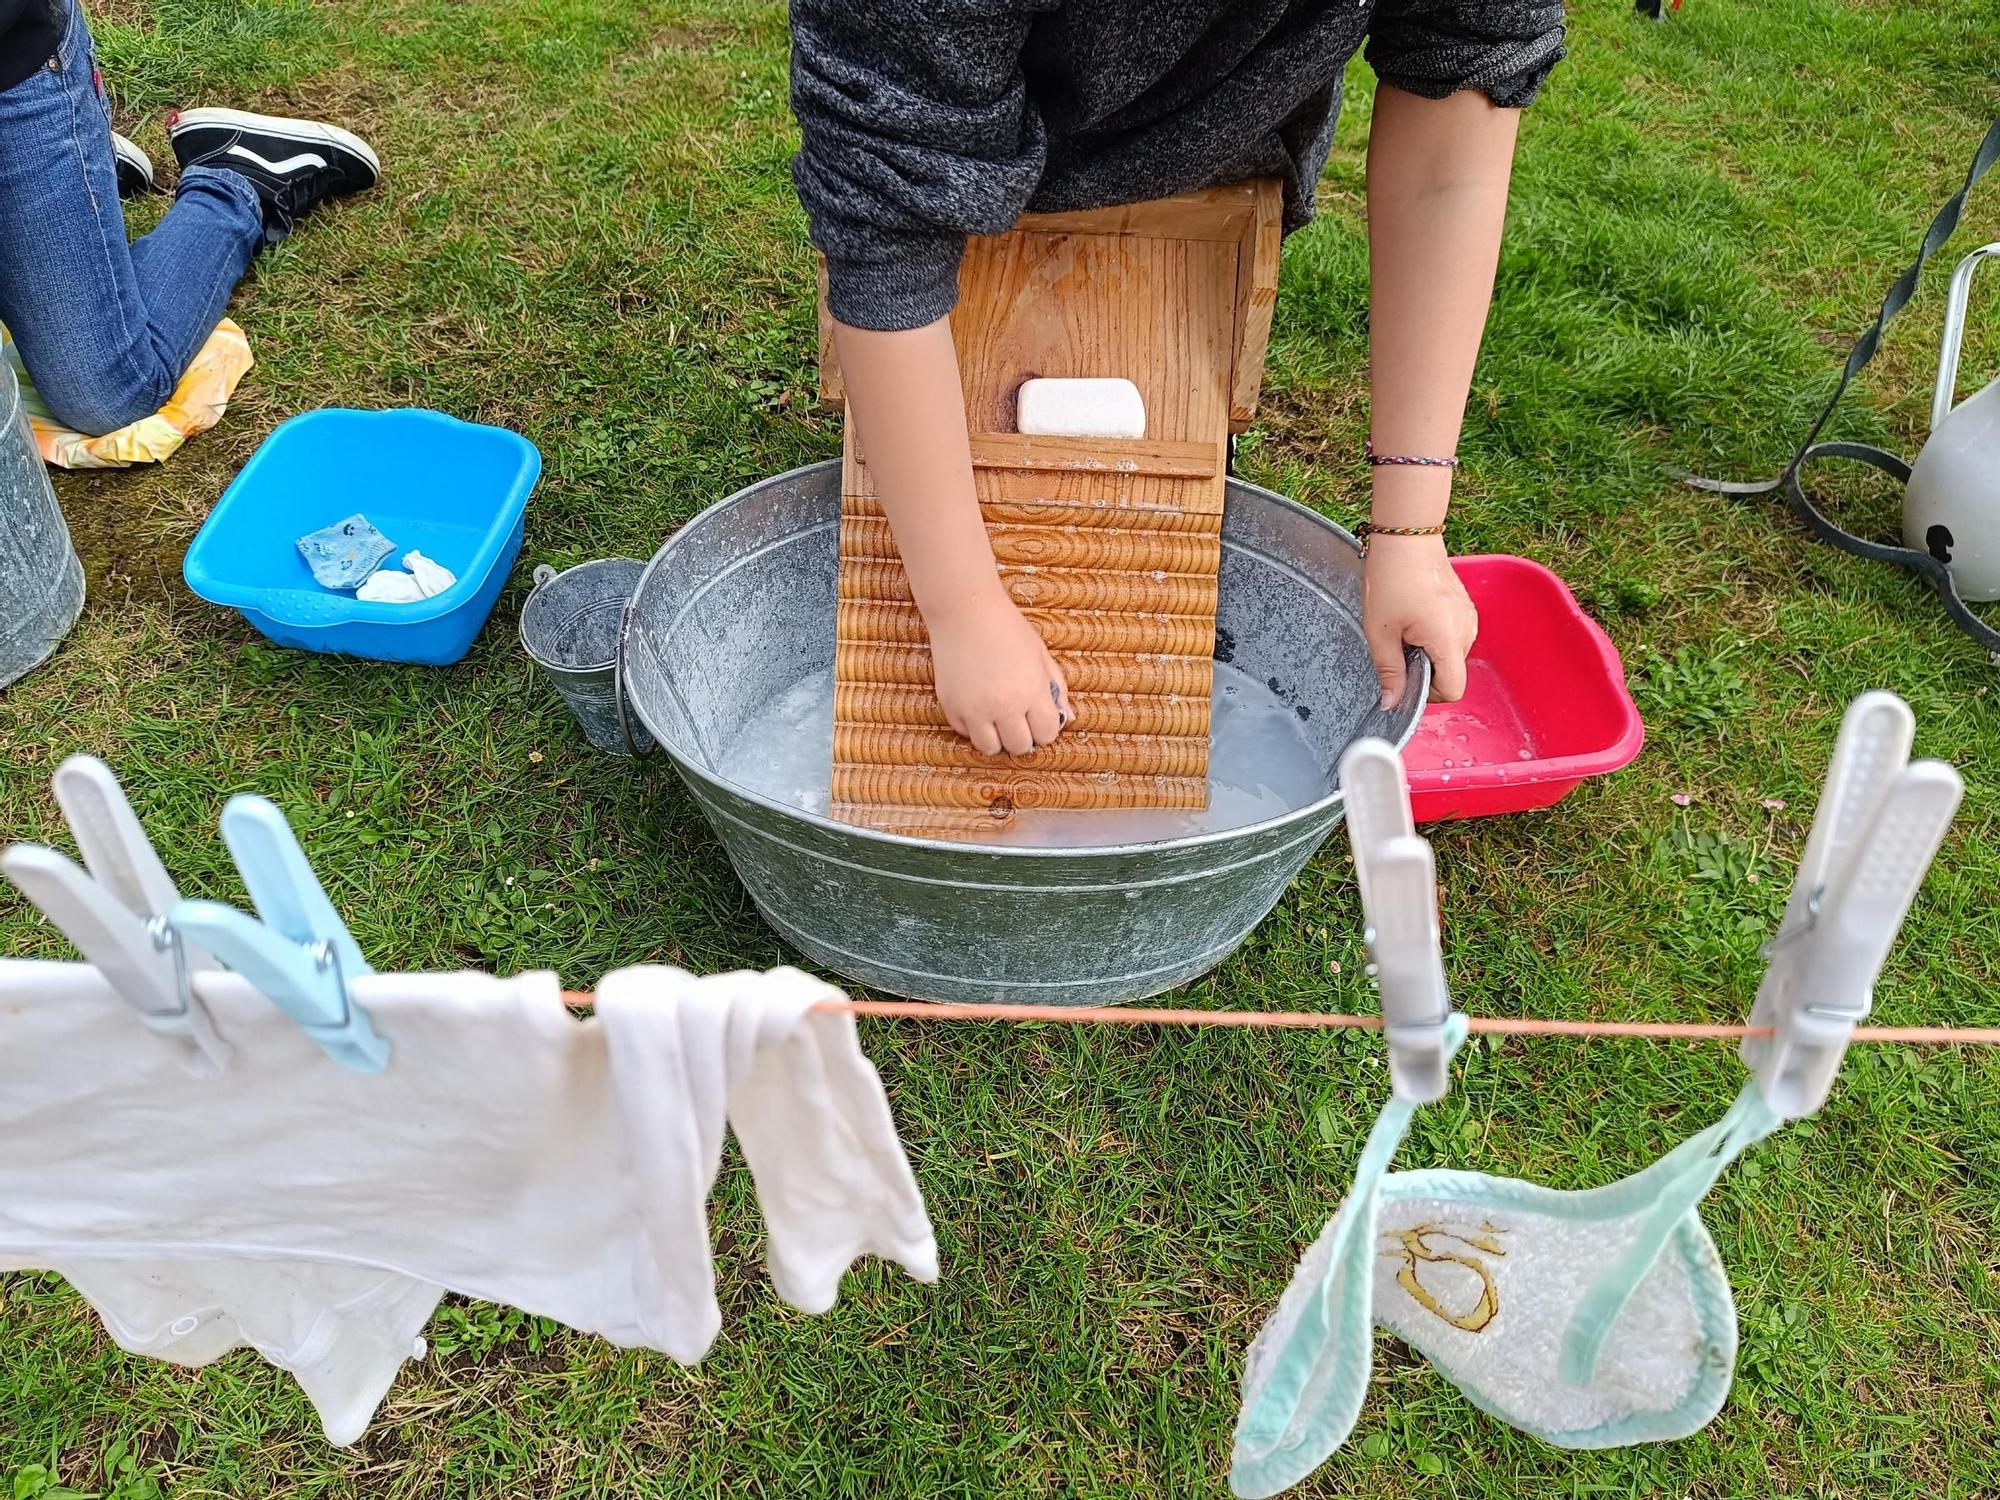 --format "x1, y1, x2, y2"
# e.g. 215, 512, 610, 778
1365, 438, 1460, 468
